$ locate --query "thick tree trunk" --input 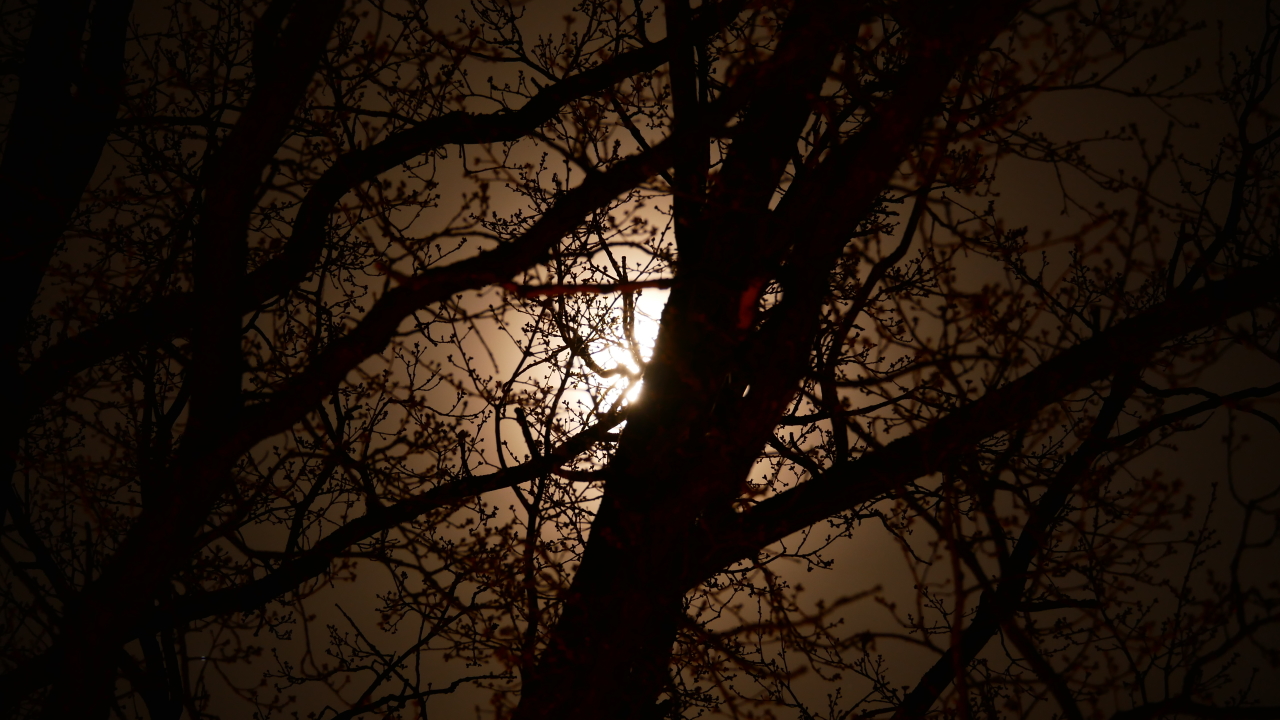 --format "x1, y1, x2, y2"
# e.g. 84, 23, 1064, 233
513, 3, 1029, 716
0, 3, 133, 714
